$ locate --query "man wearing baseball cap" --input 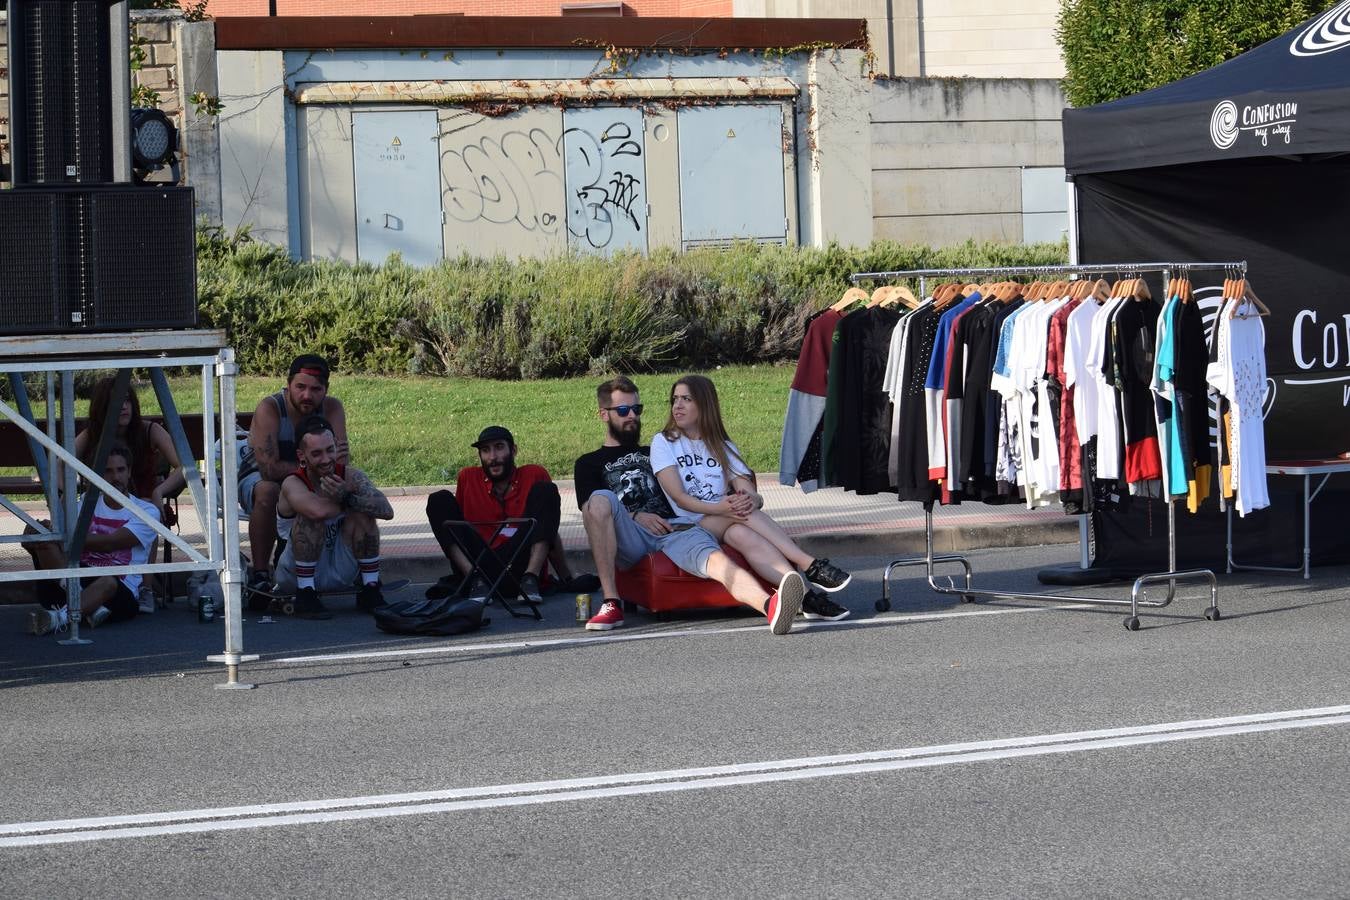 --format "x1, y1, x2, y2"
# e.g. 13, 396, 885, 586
424, 425, 562, 606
